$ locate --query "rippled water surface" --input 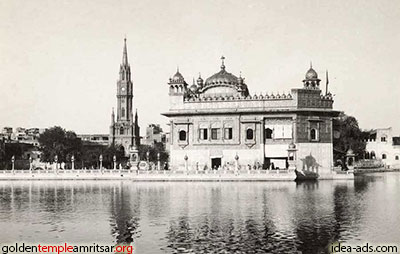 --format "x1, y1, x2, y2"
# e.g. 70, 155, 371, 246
0, 173, 400, 253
